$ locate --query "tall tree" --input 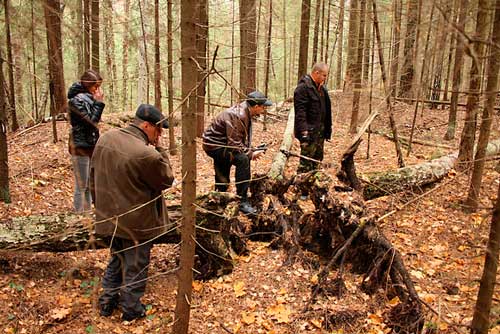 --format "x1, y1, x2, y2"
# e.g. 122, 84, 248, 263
362, 0, 372, 82
470, 178, 500, 334
297, 0, 311, 81
389, 0, 402, 97
75, 0, 84, 75
240, 0, 257, 94
349, 0, 366, 134
166, 0, 177, 155
121, 0, 130, 111
334, 0, 345, 89
444, 0, 468, 140
282, 0, 288, 98
138, 0, 150, 104
312, 0, 322, 64
398, 0, 418, 98
0, 49, 10, 203
172, 0, 197, 332
91, 0, 99, 71
430, 0, 451, 106
30, 0, 39, 121
44, 0, 67, 143
3, 0, 18, 131
465, 1, 500, 211
83, 0, 90, 69
196, 0, 208, 137
103, 0, 116, 110
154, 0, 161, 112
457, 0, 489, 169
344, 0, 359, 90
